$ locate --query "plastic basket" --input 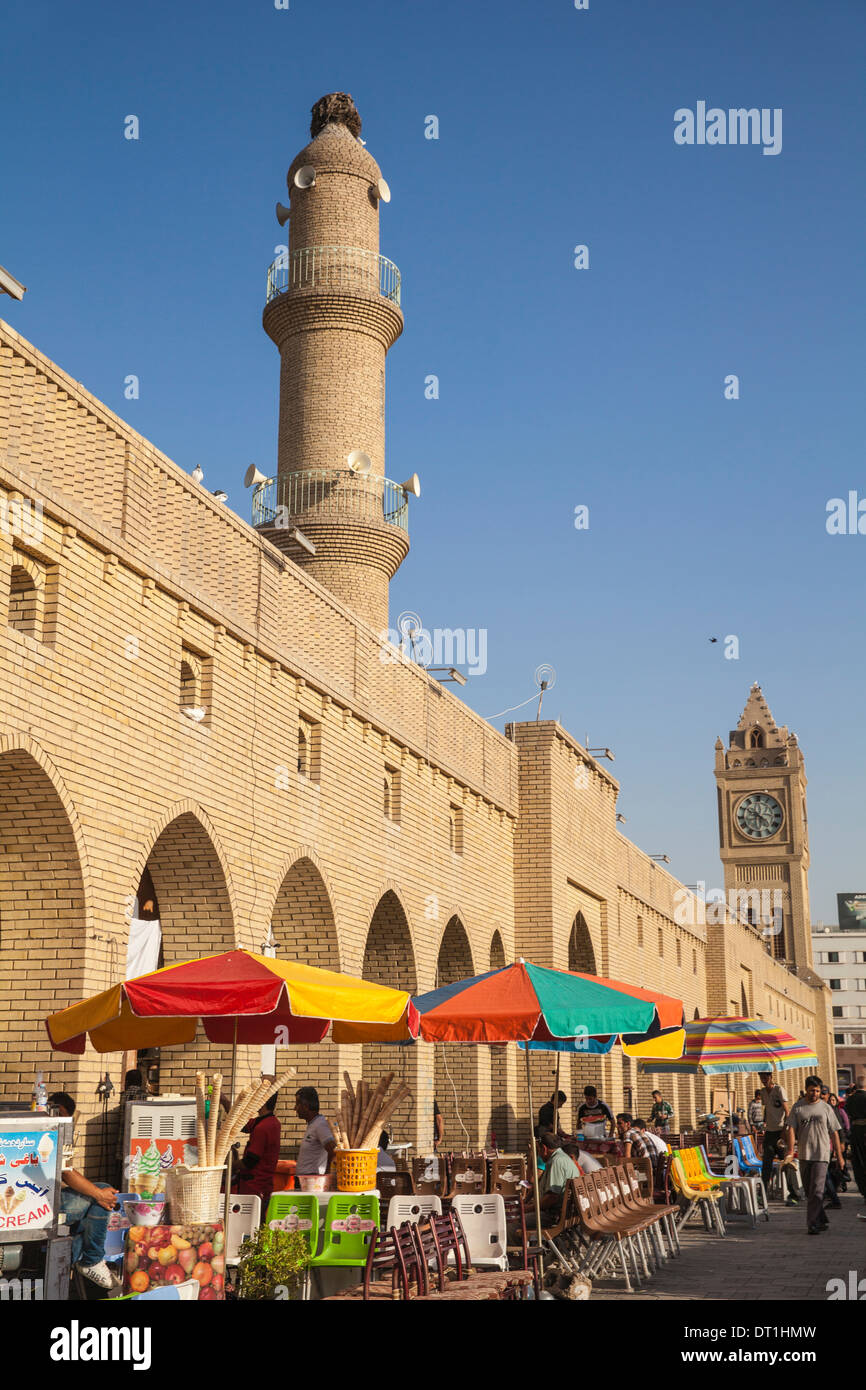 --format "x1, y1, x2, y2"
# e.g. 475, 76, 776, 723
165, 1166, 225, 1224
334, 1149, 378, 1193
